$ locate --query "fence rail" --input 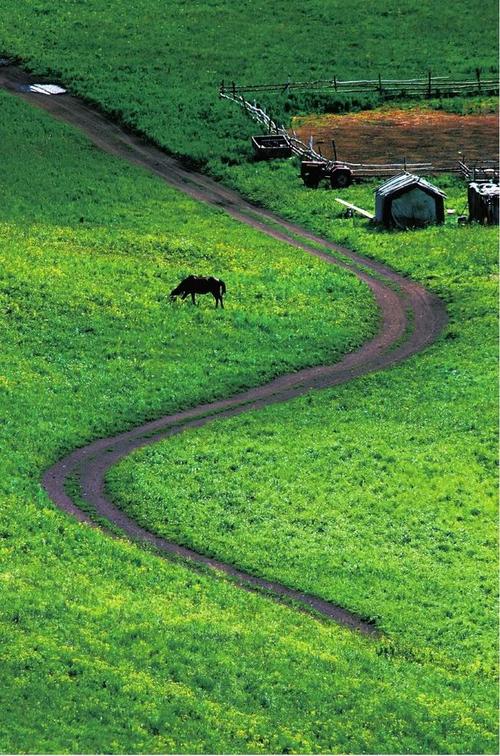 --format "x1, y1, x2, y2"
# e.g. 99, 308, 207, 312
220, 91, 497, 181
221, 91, 450, 177
458, 160, 499, 182
220, 70, 499, 98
